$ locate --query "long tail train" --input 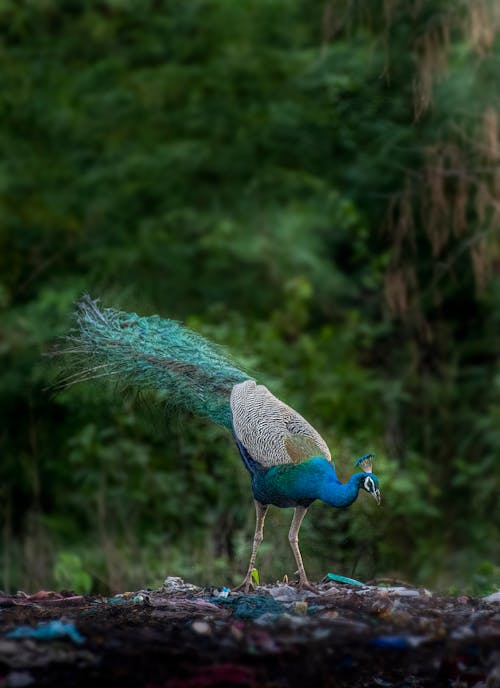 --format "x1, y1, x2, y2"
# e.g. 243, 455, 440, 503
54, 294, 251, 428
